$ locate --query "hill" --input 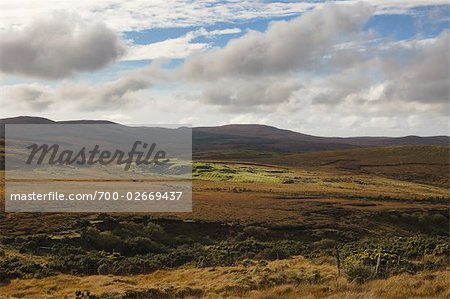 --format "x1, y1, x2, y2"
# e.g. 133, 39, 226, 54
1, 116, 447, 153
0, 116, 56, 124
193, 124, 449, 152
